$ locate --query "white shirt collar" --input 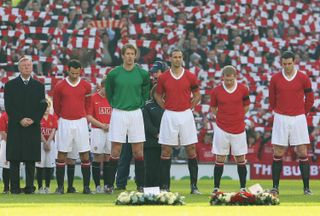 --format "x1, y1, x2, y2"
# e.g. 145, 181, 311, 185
20, 75, 31, 82
222, 81, 238, 94
66, 77, 81, 87
282, 69, 297, 81
170, 68, 185, 80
